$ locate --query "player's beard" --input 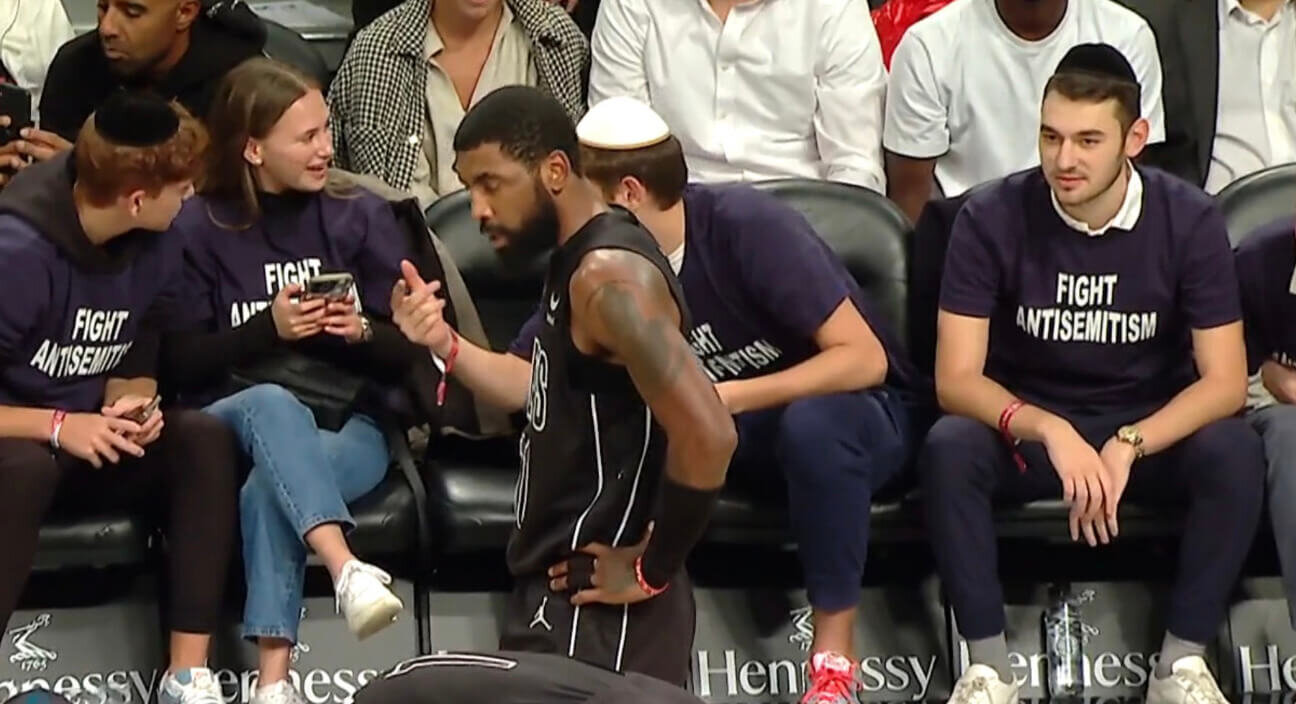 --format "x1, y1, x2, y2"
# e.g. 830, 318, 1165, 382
494, 180, 560, 273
